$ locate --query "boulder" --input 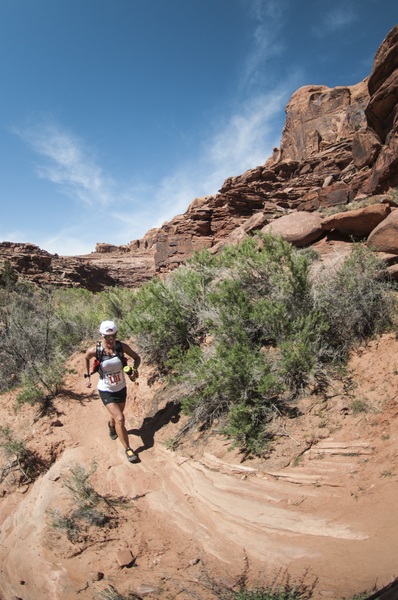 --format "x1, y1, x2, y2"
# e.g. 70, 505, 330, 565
297, 188, 321, 211
261, 212, 324, 247
321, 203, 390, 236
367, 209, 398, 253
386, 263, 398, 280
186, 195, 215, 213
